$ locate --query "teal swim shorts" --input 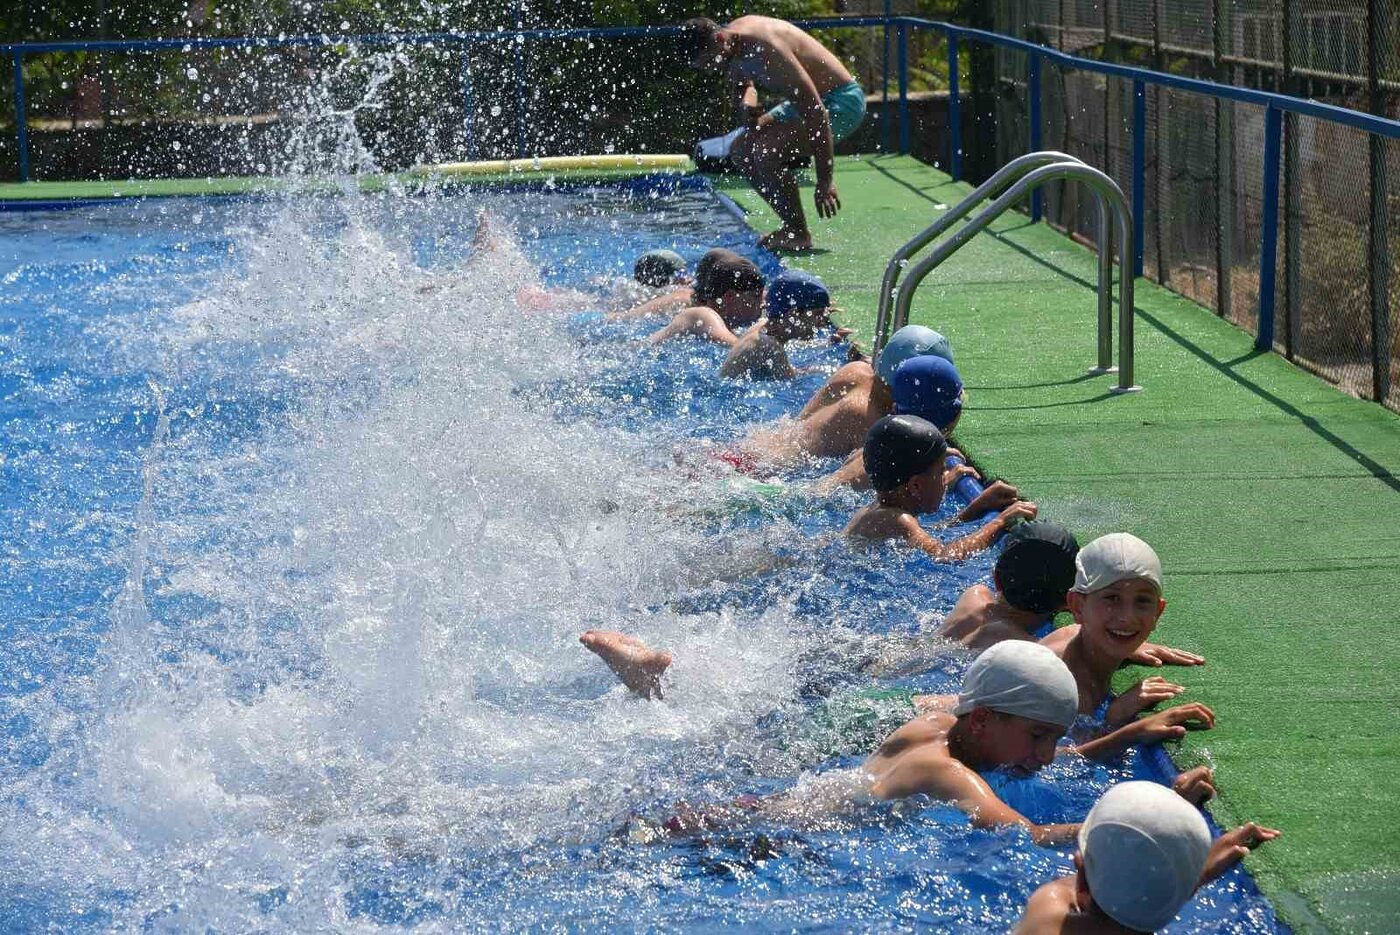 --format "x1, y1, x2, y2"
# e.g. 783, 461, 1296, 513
766, 80, 868, 141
